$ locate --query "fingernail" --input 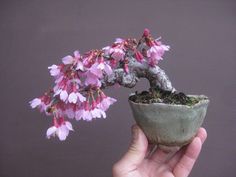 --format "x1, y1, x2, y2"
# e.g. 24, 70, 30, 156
132, 125, 139, 141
